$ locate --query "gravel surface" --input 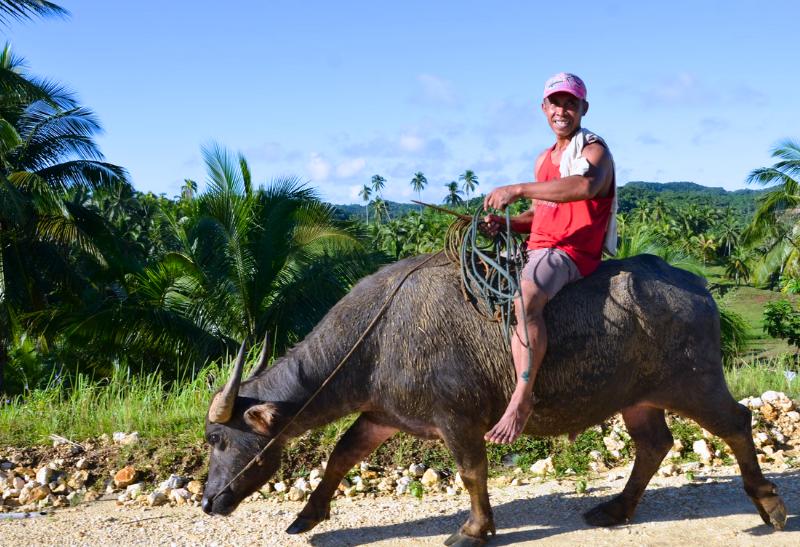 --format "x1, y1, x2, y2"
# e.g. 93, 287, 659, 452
2, 465, 798, 546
